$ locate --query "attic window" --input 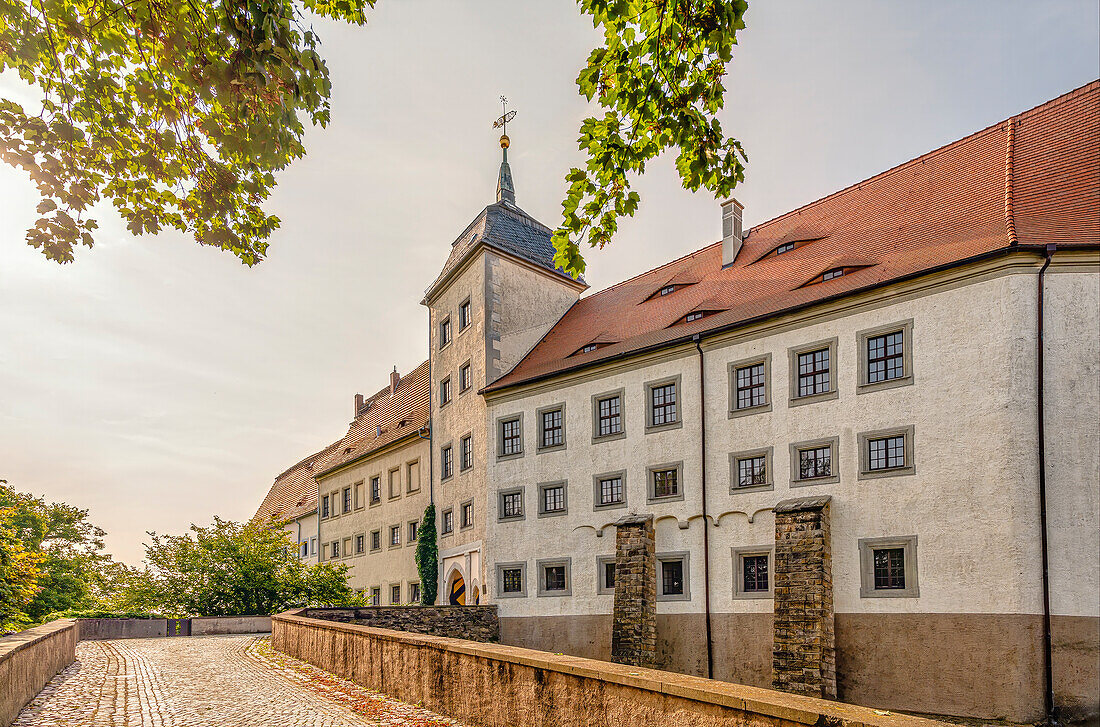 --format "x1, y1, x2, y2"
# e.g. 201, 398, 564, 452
822, 268, 844, 281
674, 310, 718, 326
659, 285, 676, 296
776, 242, 795, 255
801, 265, 870, 288
399, 419, 408, 427
572, 342, 613, 357
344, 447, 353, 454
582, 344, 599, 353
